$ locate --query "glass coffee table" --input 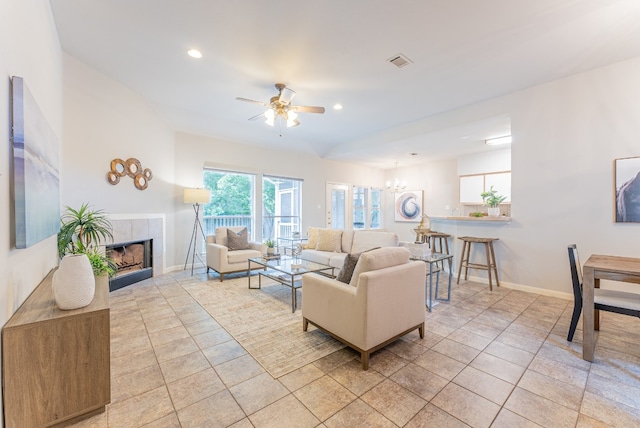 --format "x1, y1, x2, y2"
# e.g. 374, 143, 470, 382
248, 256, 335, 312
